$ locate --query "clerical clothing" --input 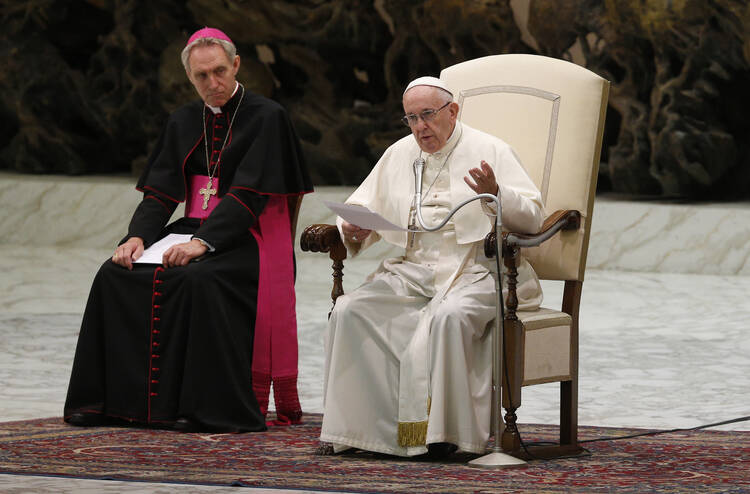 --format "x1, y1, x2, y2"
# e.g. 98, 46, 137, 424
64, 86, 312, 431
320, 122, 543, 455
